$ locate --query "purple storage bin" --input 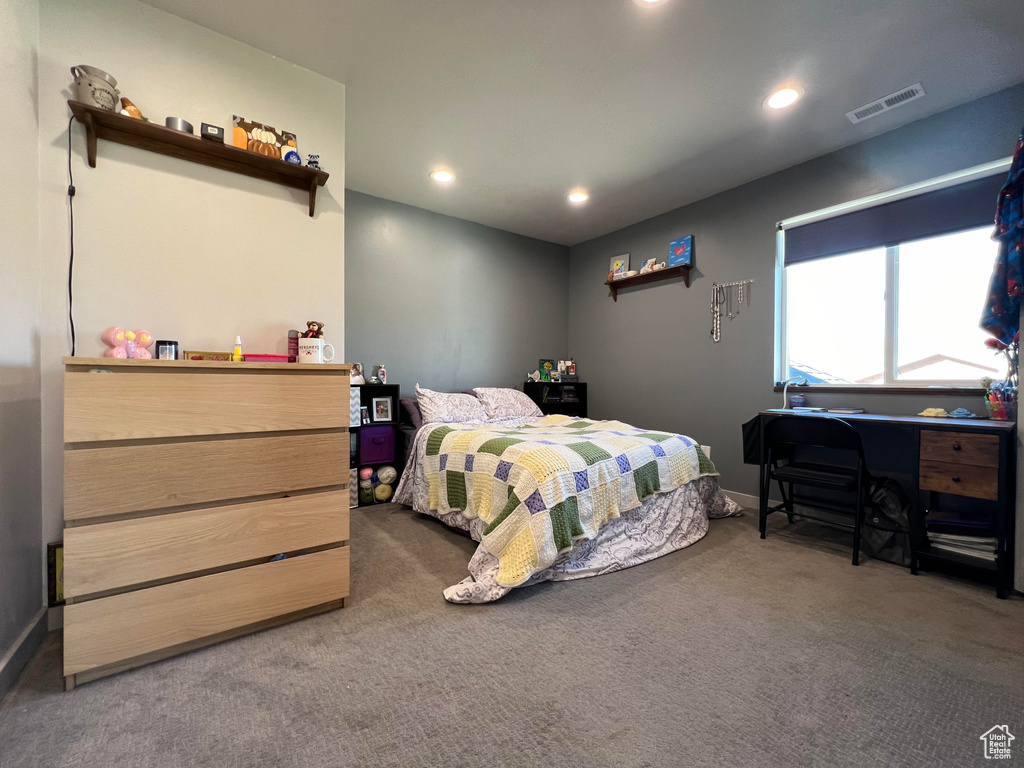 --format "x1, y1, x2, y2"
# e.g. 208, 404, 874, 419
360, 425, 395, 464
